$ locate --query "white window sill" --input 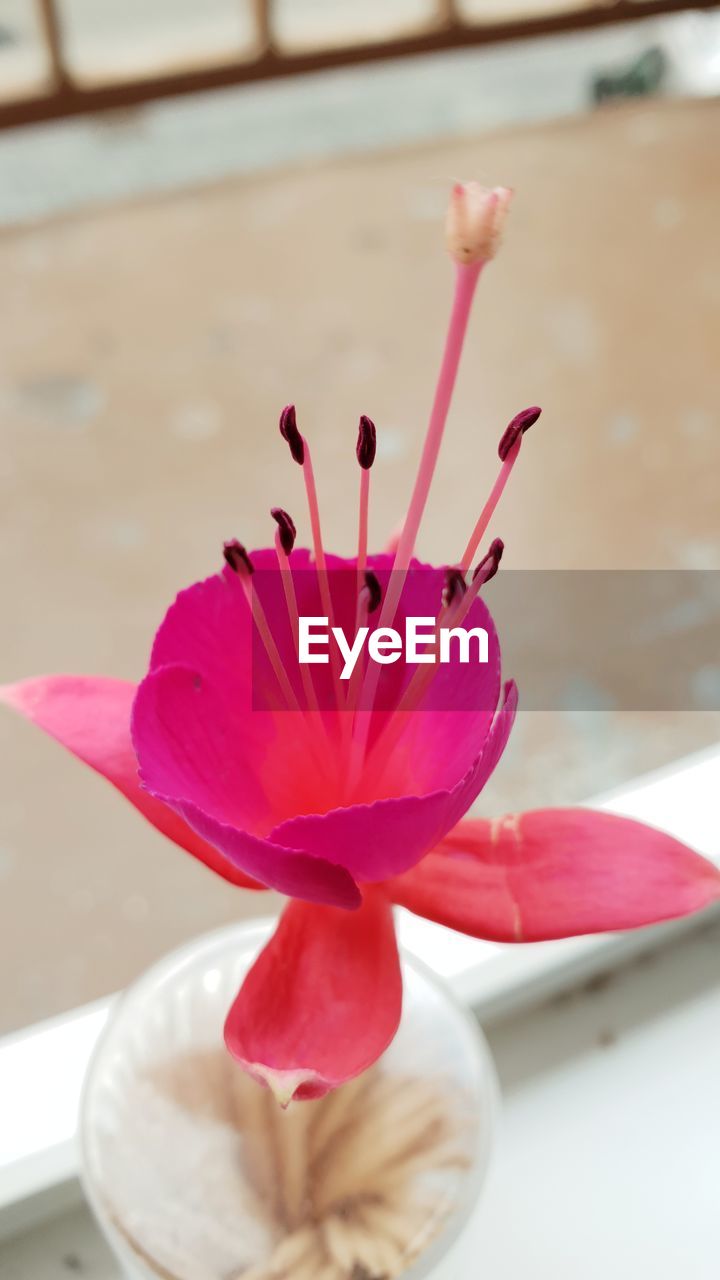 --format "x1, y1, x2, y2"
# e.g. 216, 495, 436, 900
1, 744, 719, 1240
